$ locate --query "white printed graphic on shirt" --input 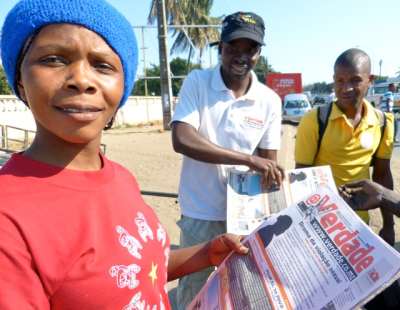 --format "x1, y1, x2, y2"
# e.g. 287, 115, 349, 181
135, 212, 154, 242
160, 296, 166, 310
123, 292, 145, 310
116, 225, 143, 259
112, 212, 169, 310
360, 132, 374, 149
109, 264, 141, 289
157, 223, 166, 247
